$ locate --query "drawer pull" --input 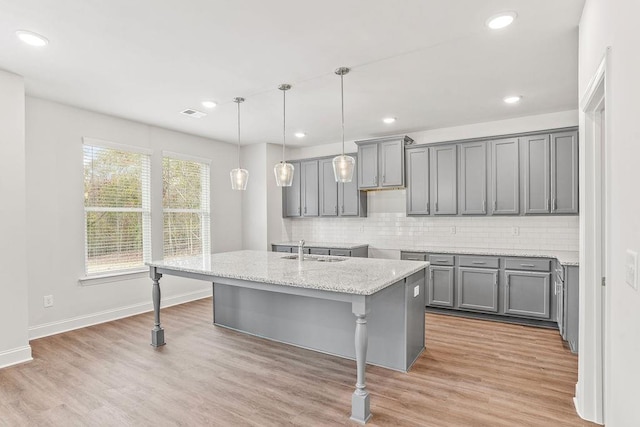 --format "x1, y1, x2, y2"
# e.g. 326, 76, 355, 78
435, 259, 449, 263
406, 257, 422, 261
472, 261, 487, 265
520, 263, 536, 267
